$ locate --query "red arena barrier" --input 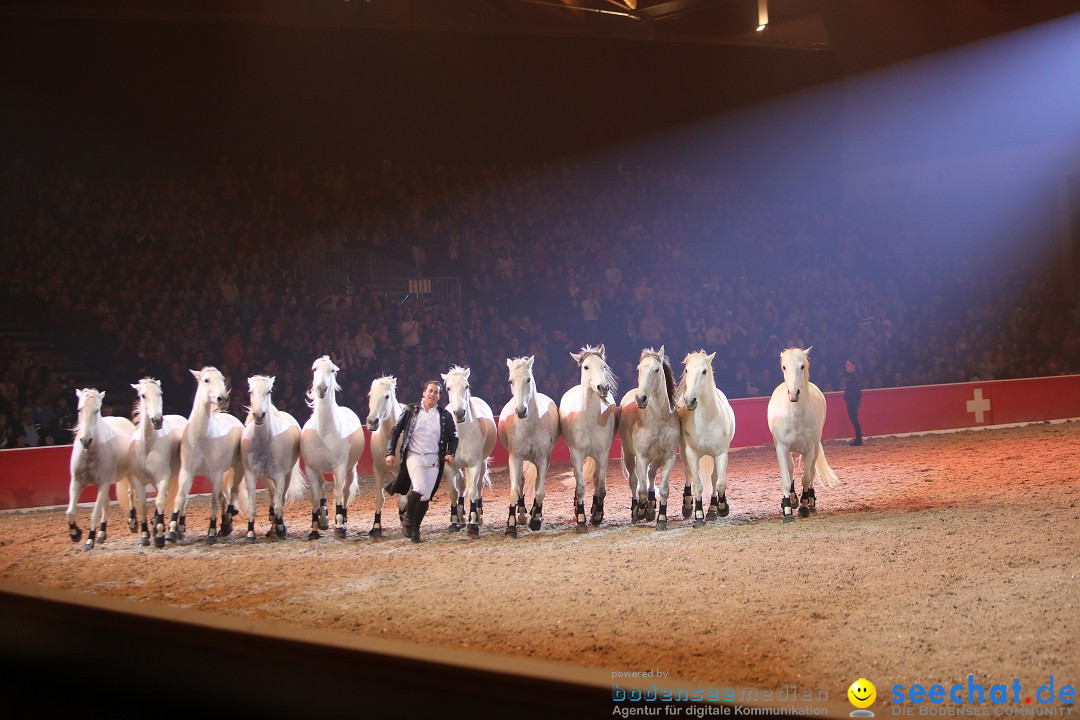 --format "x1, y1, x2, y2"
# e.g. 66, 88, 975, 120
2, 374, 1077, 511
